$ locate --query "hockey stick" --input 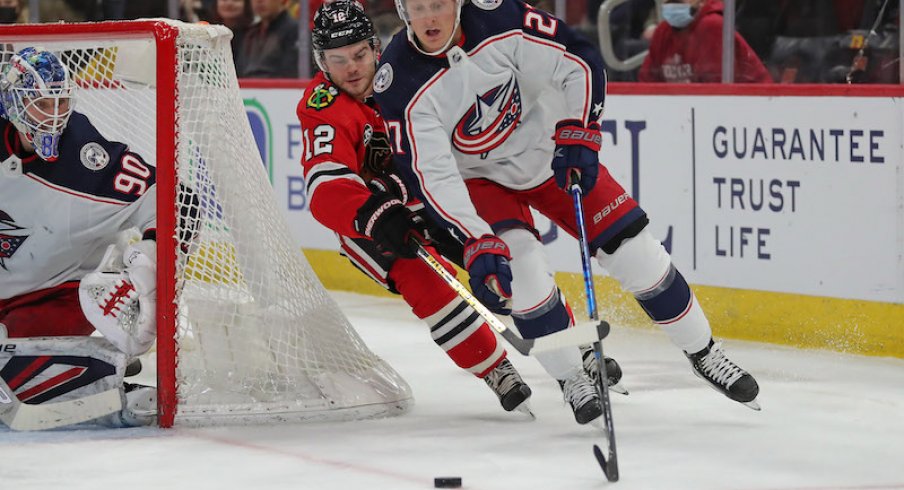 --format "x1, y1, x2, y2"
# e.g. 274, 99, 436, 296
415, 244, 607, 356
0, 376, 122, 431
569, 172, 619, 482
